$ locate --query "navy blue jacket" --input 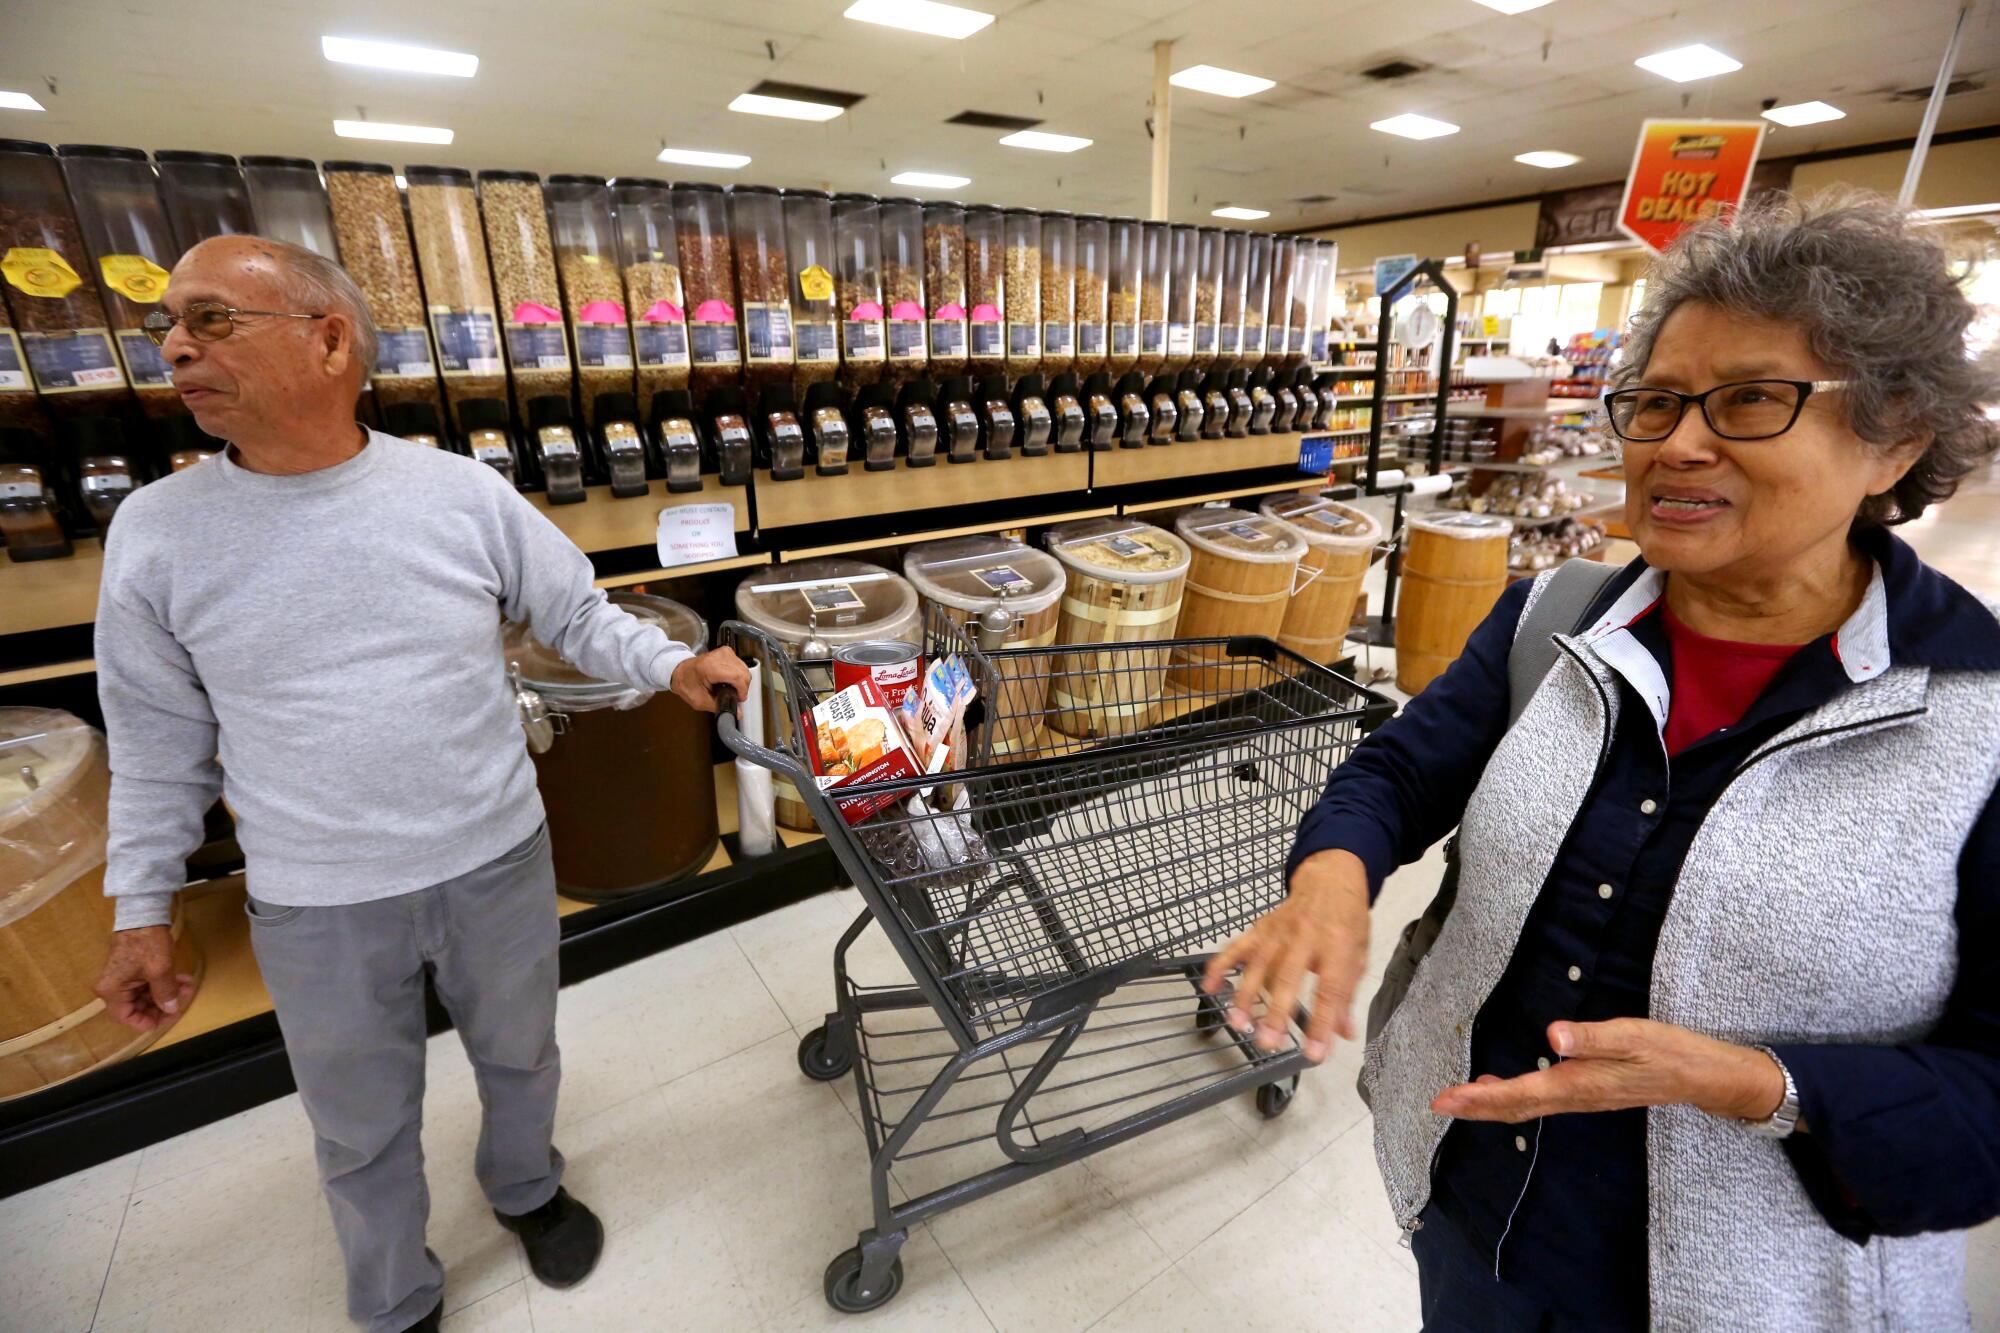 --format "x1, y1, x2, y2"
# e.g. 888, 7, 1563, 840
1289, 529, 2000, 1323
